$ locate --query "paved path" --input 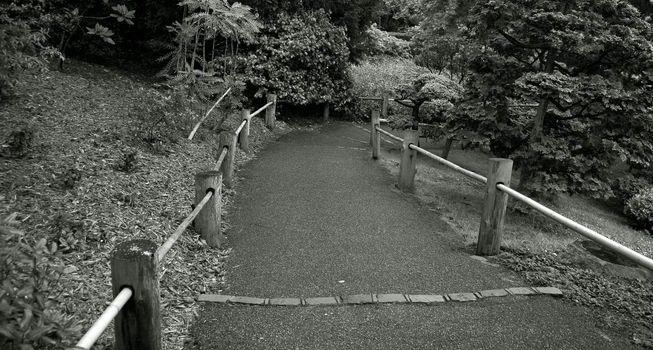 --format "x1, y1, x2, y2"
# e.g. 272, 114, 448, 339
190, 122, 633, 349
